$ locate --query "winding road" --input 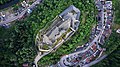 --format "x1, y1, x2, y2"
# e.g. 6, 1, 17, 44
52, 0, 113, 67
32, 0, 113, 67
83, 55, 108, 67
0, 0, 43, 26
